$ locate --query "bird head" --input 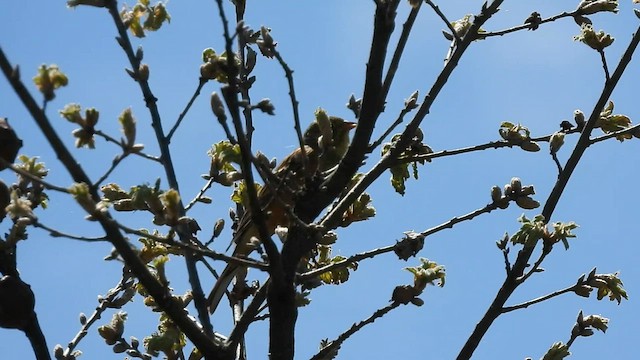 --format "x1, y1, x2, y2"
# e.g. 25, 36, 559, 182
303, 114, 356, 172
